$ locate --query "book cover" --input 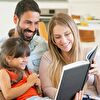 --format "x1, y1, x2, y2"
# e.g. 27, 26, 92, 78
55, 61, 90, 100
